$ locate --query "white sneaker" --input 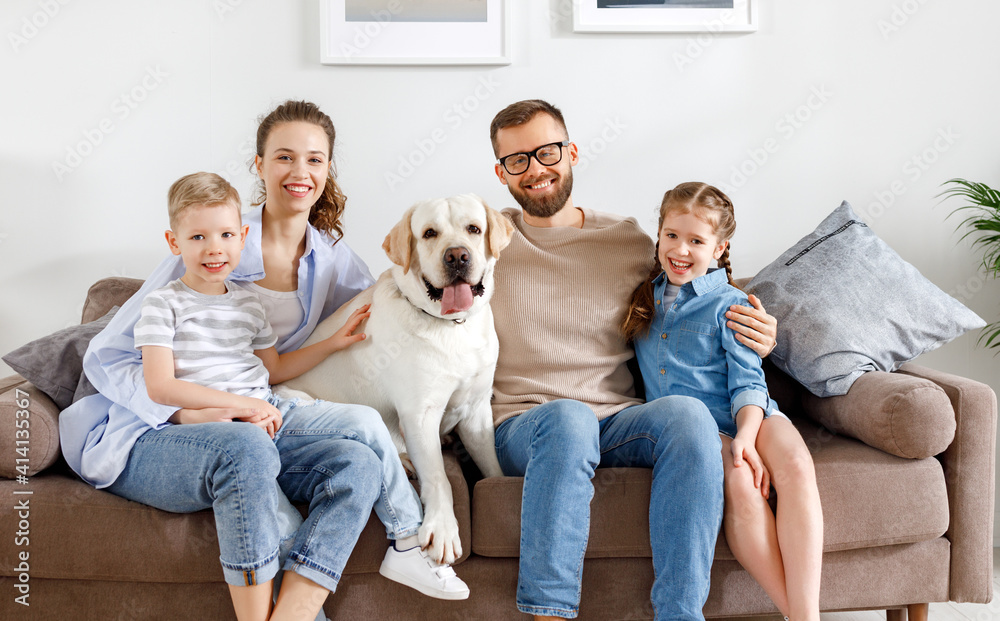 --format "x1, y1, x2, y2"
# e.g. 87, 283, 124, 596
379, 545, 470, 600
